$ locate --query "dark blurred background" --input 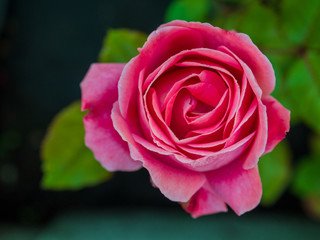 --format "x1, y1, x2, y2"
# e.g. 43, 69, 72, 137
0, 0, 174, 224
0, 0, 319, 239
